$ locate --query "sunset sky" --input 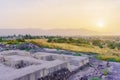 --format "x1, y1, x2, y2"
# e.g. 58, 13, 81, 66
0, 0, 120, 34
